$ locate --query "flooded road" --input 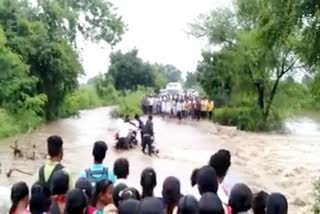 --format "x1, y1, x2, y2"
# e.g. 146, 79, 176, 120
0, 107, 319, 213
